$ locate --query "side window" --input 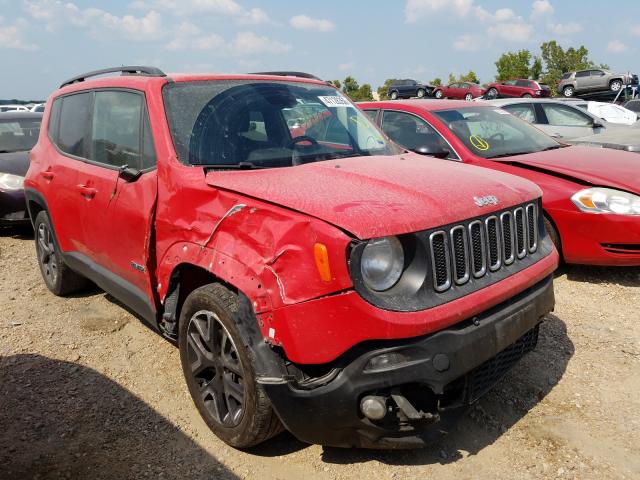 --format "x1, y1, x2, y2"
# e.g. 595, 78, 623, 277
461, 83, 470, 90
363, 109, 378, 122
47, 98, 61, 140
515, 80, 530, 88
381, 110, 458, 159
90, 91, 147, 169
58, 92, 92, 157
575, 71, 590, 78
503, 104, 536, 124
590, 70, 605, 77
504, 80, 517, 86
541, 104, 592, 126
